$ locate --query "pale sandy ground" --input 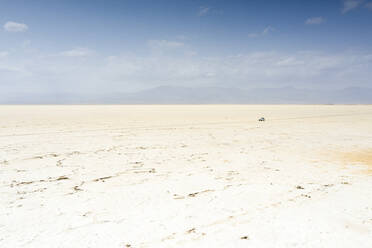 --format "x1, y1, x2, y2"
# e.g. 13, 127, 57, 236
0, 105, 371, 248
